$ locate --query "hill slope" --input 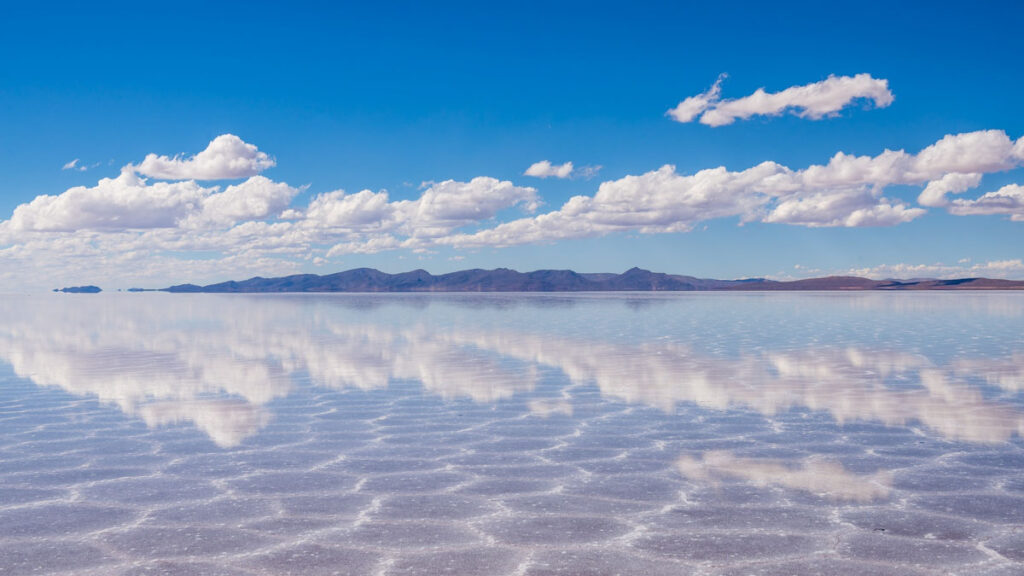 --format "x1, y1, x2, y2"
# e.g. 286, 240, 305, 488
161, 268, 1024, 293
